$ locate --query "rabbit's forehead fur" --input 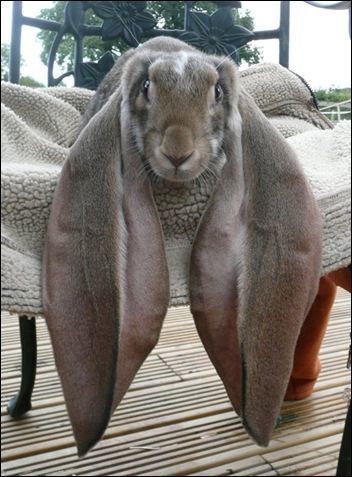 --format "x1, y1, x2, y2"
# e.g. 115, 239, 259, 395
122, 48, 238, 105
148, 53, 218, 93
